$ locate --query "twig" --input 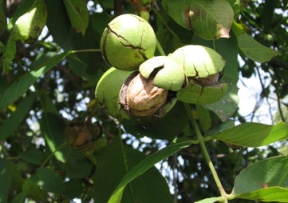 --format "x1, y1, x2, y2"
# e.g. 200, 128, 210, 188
114, 0, 122, 16
184, 103, 228, 203
152, 8, 181, 44
70, 49, 101, 54
255, 66, 274, 123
